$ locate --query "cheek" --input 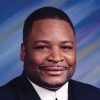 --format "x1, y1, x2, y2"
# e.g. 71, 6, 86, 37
31, 52, 47, 65
64, 52, 76, 65
68, 53, 76, 74
70, 55, 76, 65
